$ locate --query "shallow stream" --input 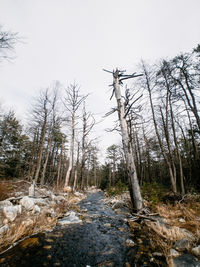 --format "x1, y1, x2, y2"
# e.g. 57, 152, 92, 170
0, 191, 162, 267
